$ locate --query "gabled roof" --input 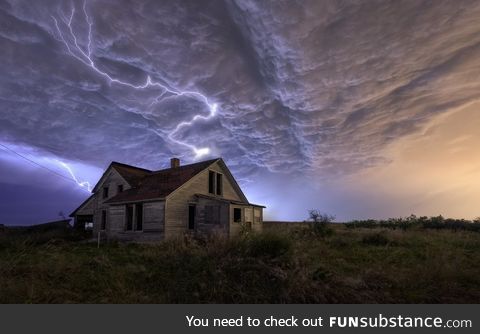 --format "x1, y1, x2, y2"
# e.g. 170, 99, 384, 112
91, 161, 151, 193
111, 162, 151, 187
69, 194, 95, 217
105, 158, 219, 204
